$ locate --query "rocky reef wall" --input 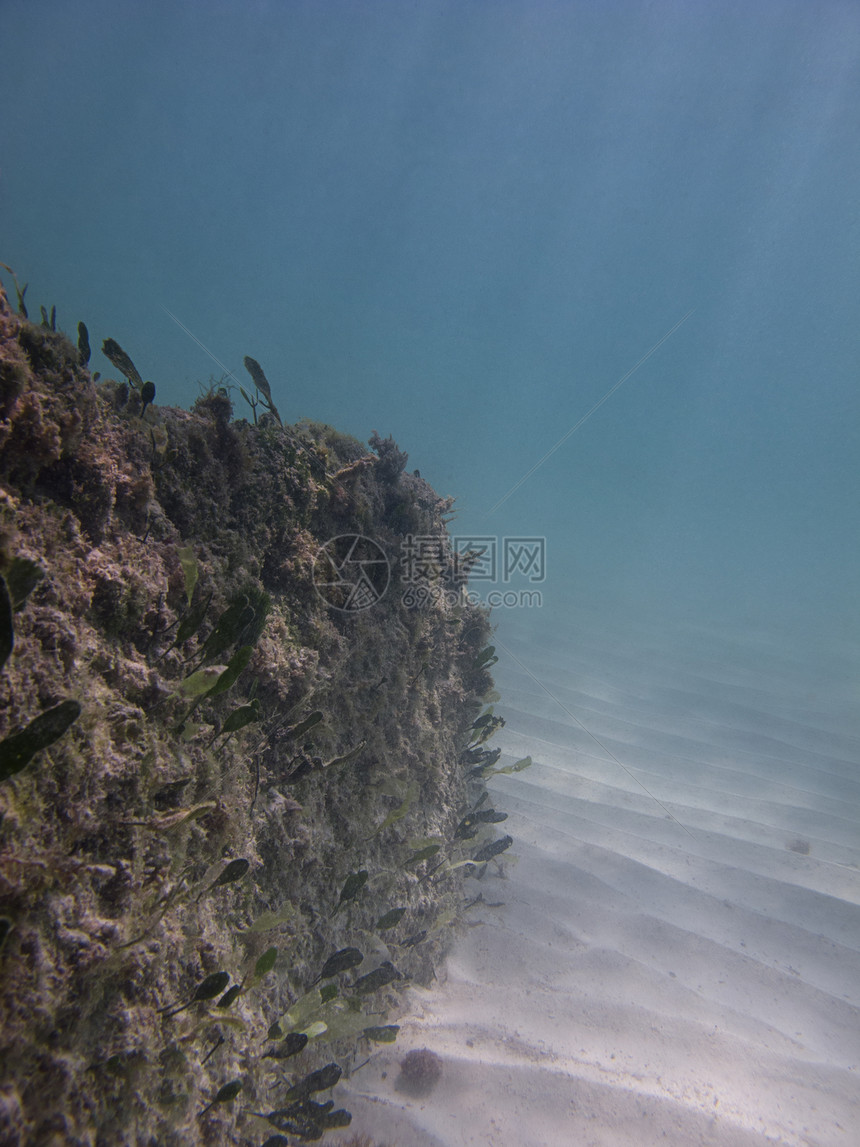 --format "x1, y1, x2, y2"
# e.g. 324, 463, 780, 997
0, 282, 505, 1146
